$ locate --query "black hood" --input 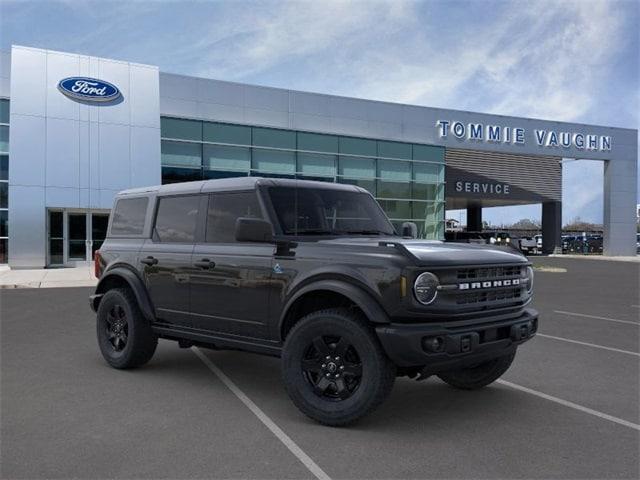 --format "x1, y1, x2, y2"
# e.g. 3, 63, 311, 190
318, 237, 527, 267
